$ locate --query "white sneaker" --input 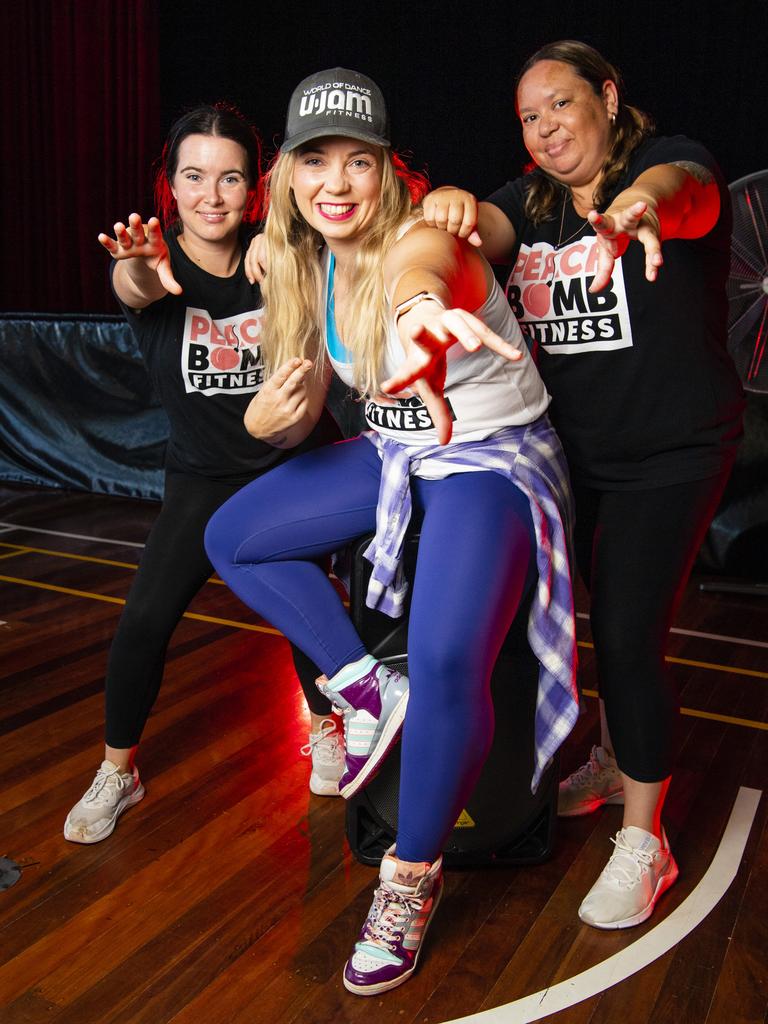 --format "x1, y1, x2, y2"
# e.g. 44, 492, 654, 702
63, 760, 145, 844
558, 745, 624, 817
578, 825, 679, 929
300, 719, 344, 796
